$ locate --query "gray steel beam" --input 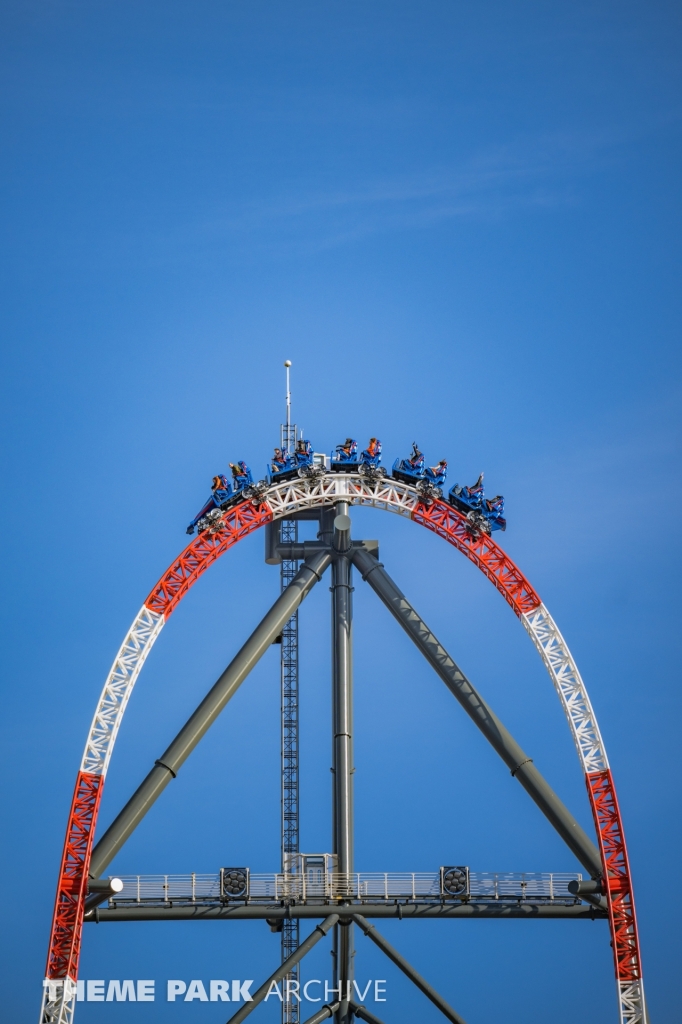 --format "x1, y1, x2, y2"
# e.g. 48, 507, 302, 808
332, 514, 354, 876
331, 505, 355, 1024
89, 551, 331, 880
301, 1005, 340, 1024
83, 877, 123, 915
351, 547, 602, 880
88, 903, 606, 922
565, 879, 608, 912
224, 915, 339, 1024
350, 1003, 387, 1024
353, 915, 466, 1024
267, 539, 380, 566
